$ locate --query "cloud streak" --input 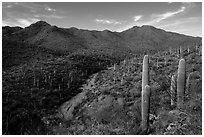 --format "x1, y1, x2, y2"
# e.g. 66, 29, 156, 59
134, 5, 187, 26
153, 6, 186, 23
116, 4, 193, 32
95, 19, 122, 25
